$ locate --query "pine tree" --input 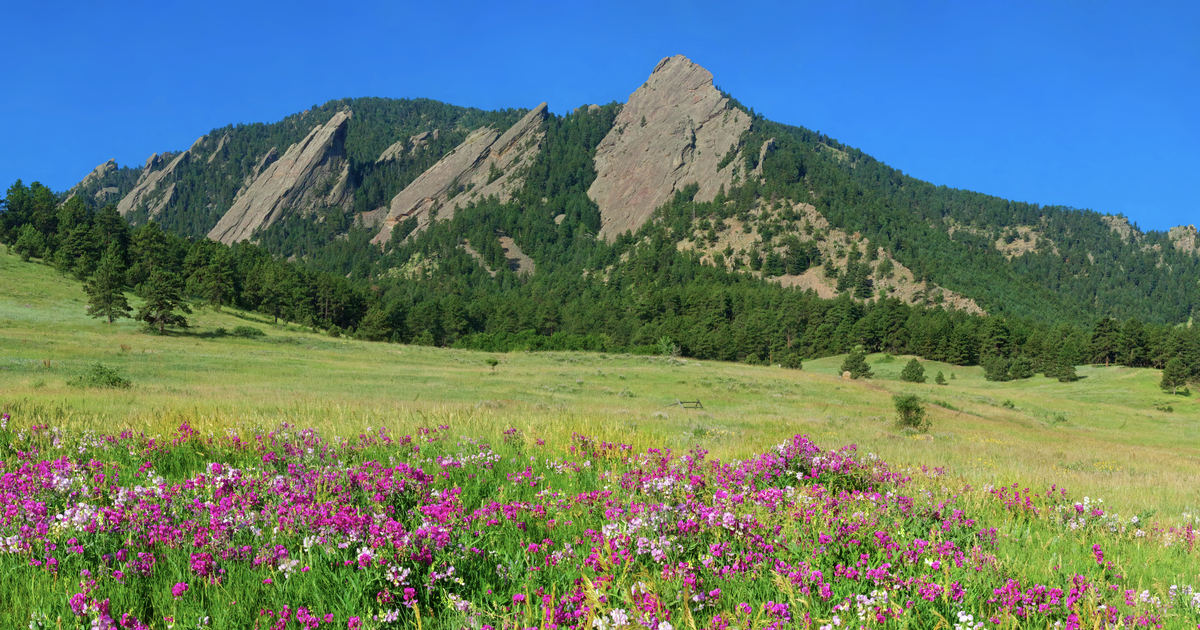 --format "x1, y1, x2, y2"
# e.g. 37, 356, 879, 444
934, 371, 947, 385
900, 358, 926, 383
192, 249, 234, 311
1161, 358, 1189, 394
85, 243, 131, 323
136, 269, 191, 334
840, 350, 873, 379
